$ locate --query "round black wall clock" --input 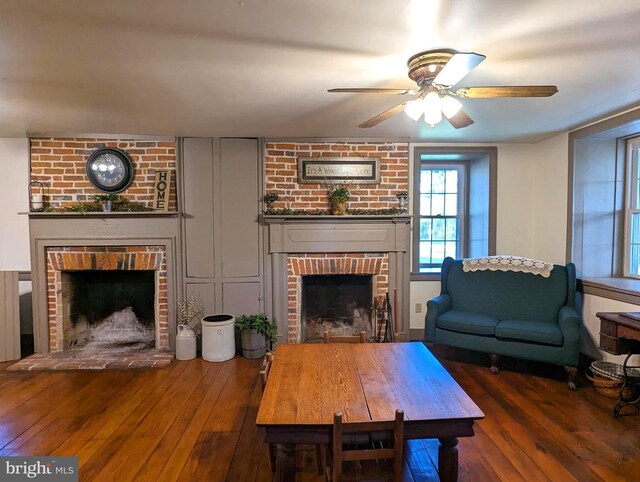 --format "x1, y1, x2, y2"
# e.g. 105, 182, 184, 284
86, 147, 135, 193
